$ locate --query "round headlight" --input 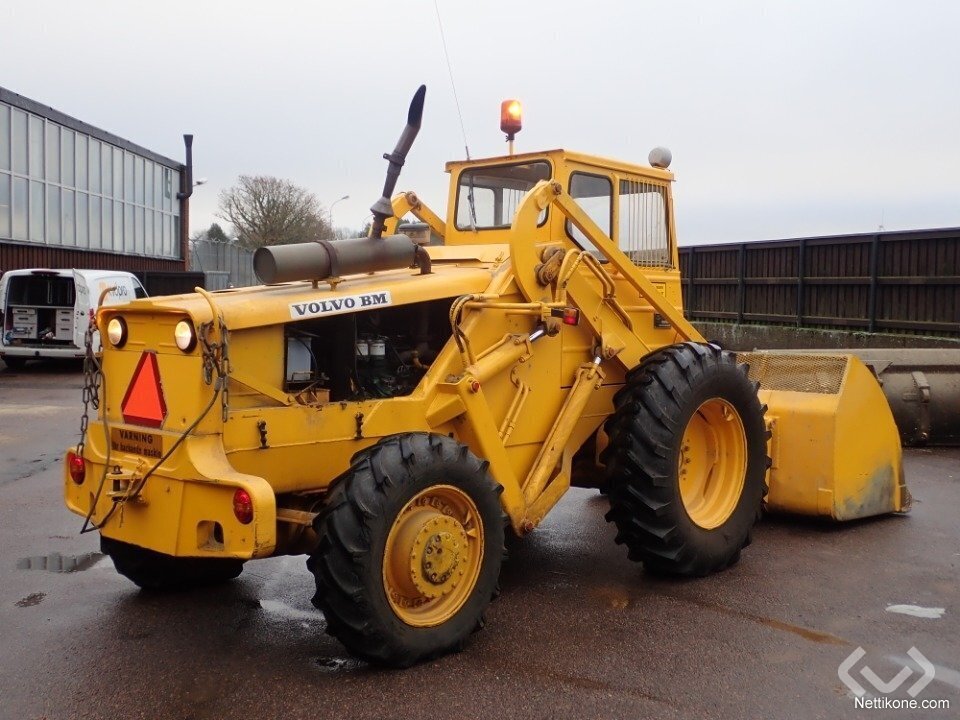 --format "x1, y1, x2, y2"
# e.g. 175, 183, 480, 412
106, 317, 127, 347
174, 320, 197, 352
